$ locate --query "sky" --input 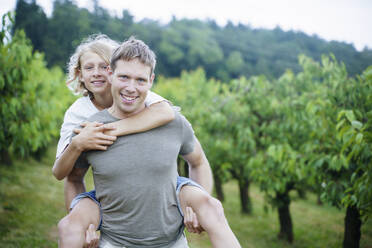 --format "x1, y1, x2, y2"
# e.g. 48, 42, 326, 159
1, 0, 371, 51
